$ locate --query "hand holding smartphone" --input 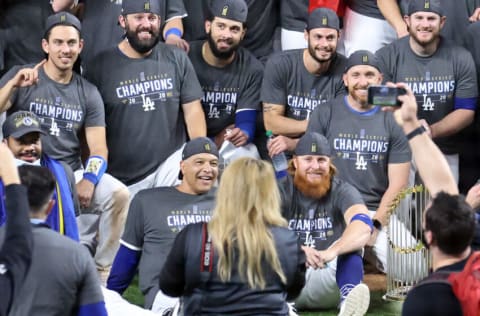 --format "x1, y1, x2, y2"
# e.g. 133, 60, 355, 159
368, 85, 407, 107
